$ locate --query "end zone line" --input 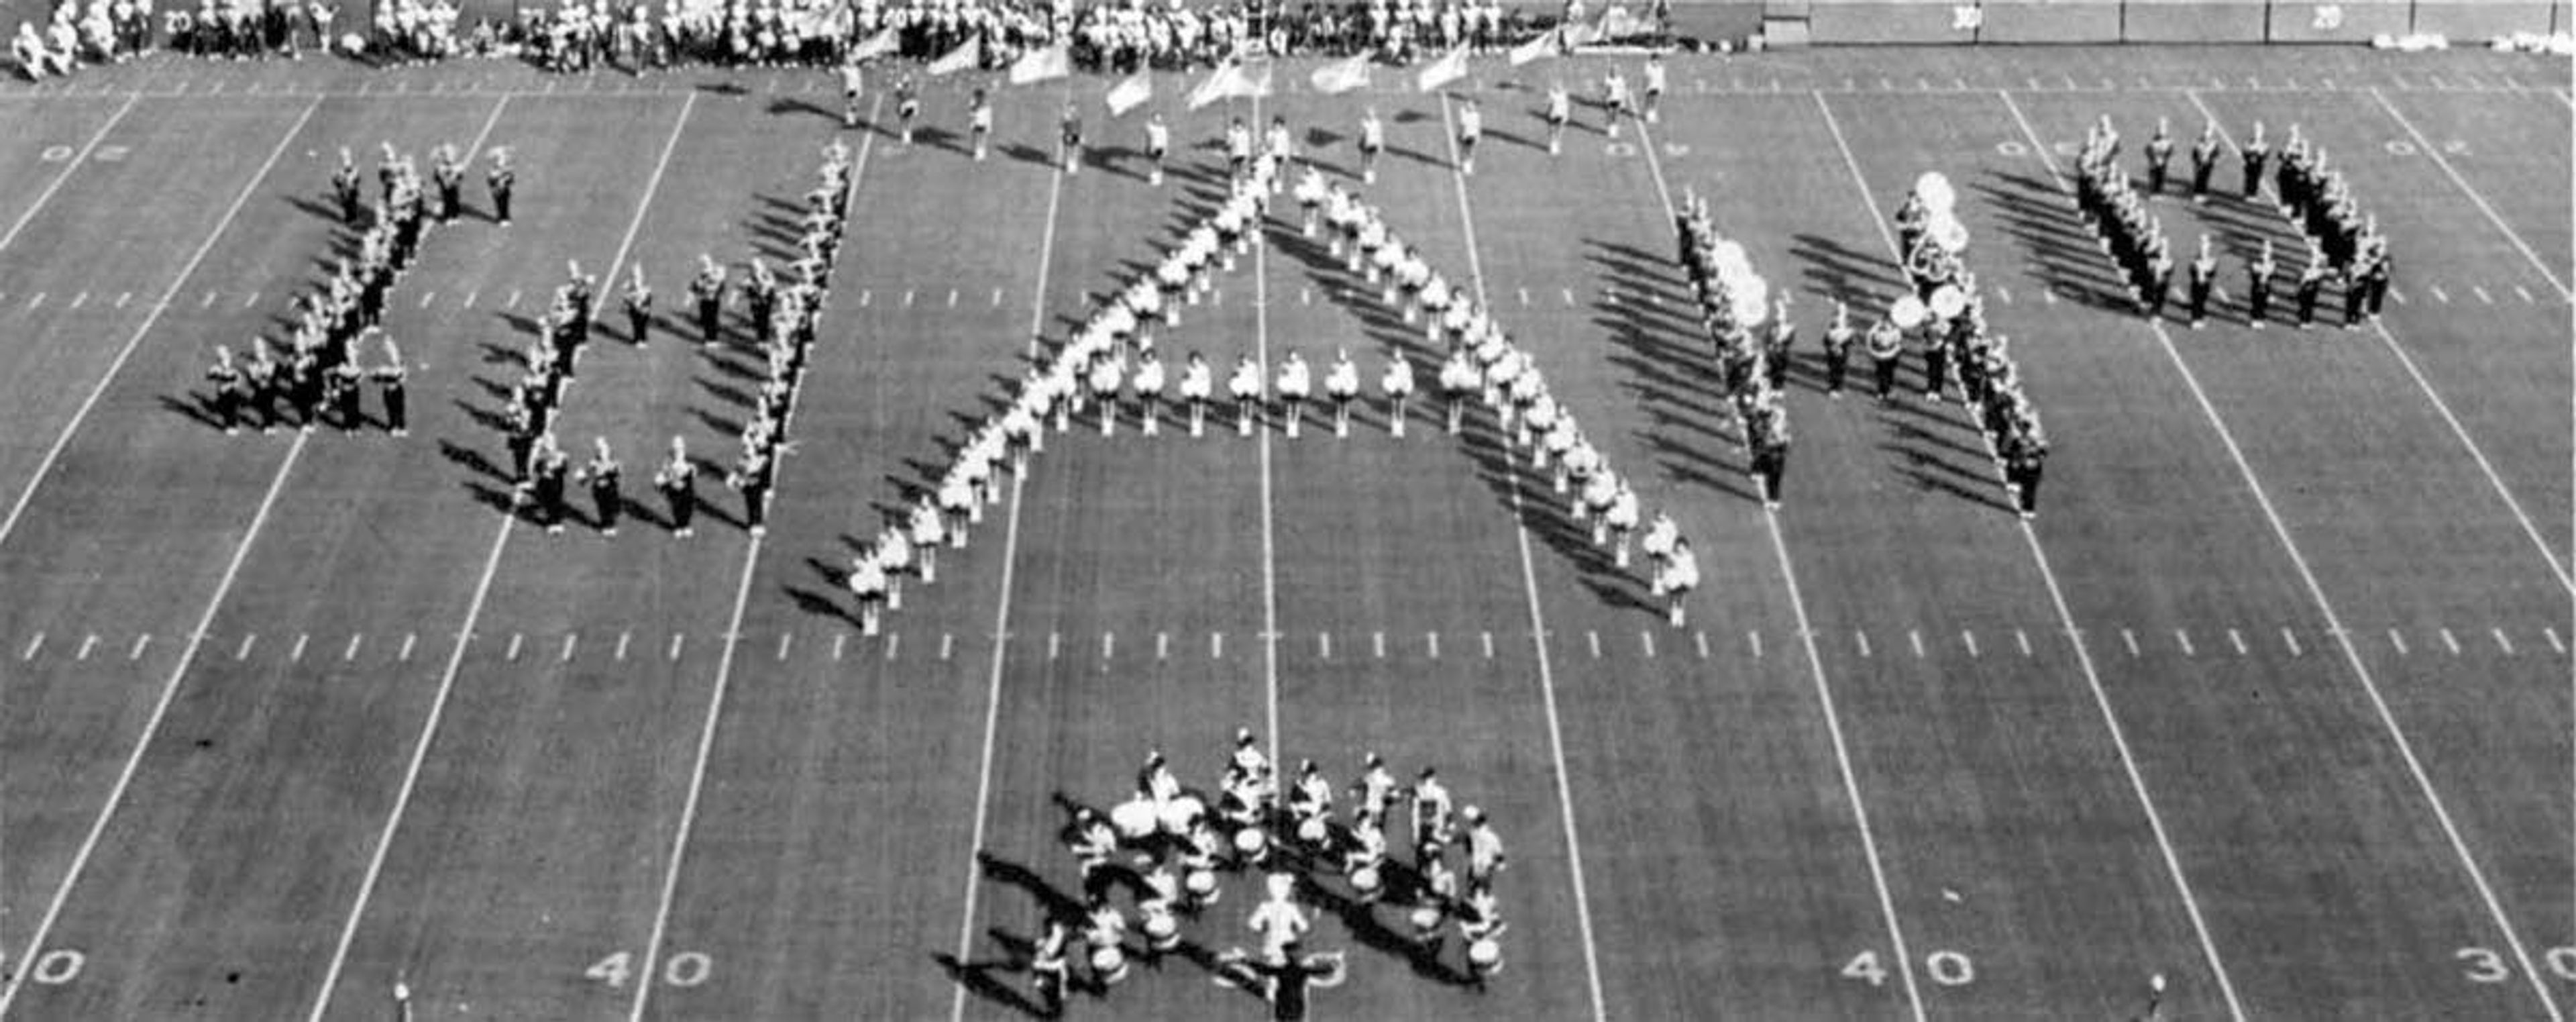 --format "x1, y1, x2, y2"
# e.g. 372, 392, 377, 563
949, 88, 1068, 1022
2365, 88, 2569, 300
1656, 103, 1925, 1022
0, 92, 138, 252
1825, 89, 2249, 1020
1442, 94, 1607, 1022
2184, 93, 2569, 594
303, 91, 686, 1022
2001, 91, 2563, 1022
627, 91, 875, 1022
0, 97, 319, 558
0, 99, 319, 1018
